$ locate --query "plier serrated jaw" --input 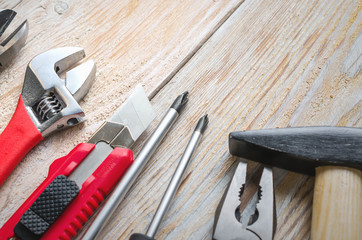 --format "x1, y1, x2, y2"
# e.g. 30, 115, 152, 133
213, 162, 275, 240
